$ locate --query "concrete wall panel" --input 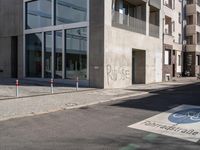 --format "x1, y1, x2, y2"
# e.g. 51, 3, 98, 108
0, 0, 23, 78
0, 0, 23, 36
89, 0, 105, 88
104, 0, 163, 88
0, 37, 11, 77
104, 26, 162, 88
